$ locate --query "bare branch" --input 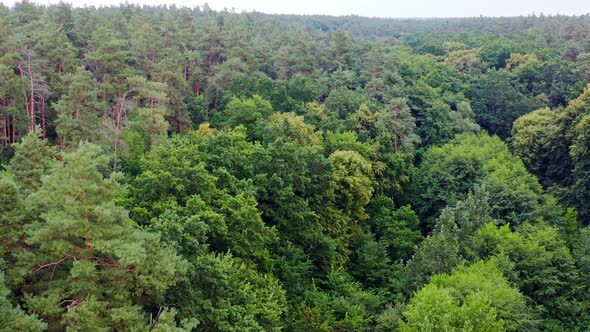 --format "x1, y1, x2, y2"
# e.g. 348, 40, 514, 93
32, 256, 69, 273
